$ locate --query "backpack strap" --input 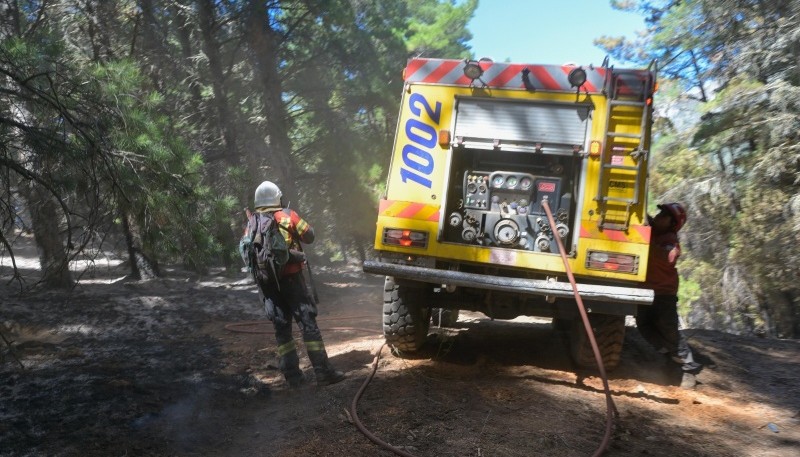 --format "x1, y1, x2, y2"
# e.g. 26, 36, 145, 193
249, 210, 284, 294
273, 208, 296, 245
248, 213, 259, 243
